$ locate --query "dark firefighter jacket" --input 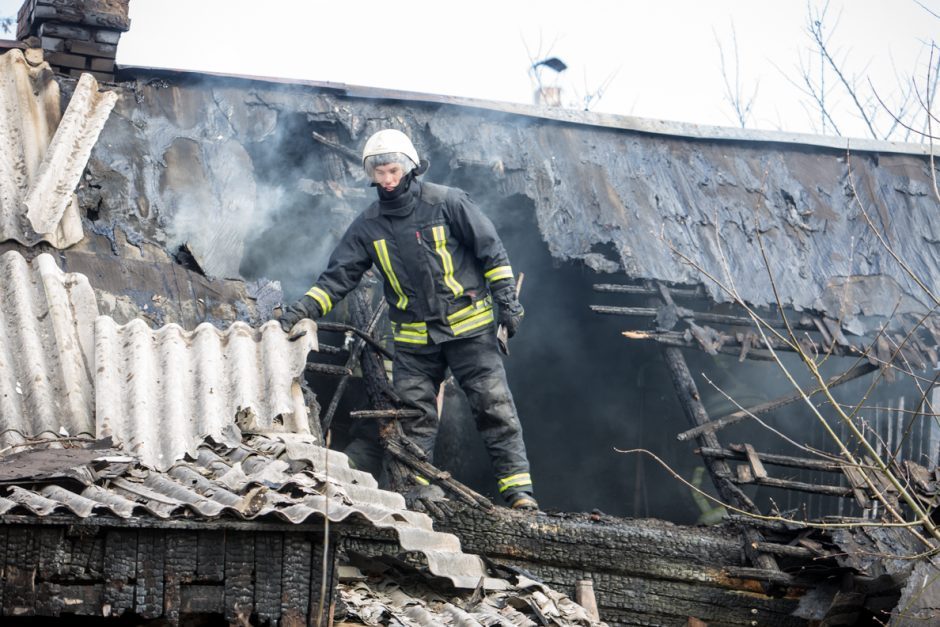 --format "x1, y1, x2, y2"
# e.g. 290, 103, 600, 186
304, 180, 515, 350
